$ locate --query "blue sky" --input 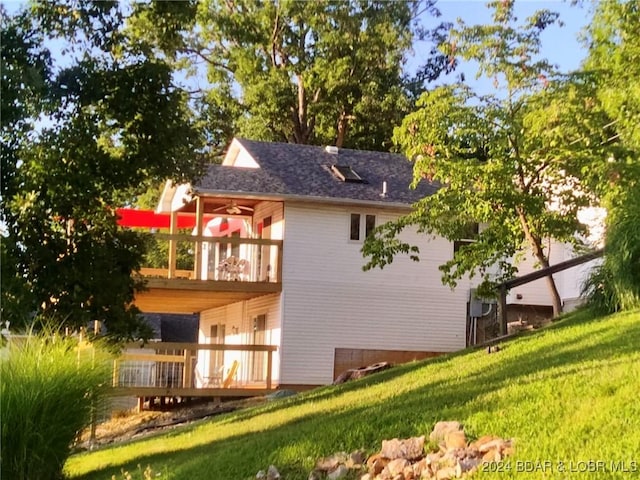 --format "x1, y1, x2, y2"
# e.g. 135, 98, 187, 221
412, 0, 593, 92
3, 0, 592, 93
